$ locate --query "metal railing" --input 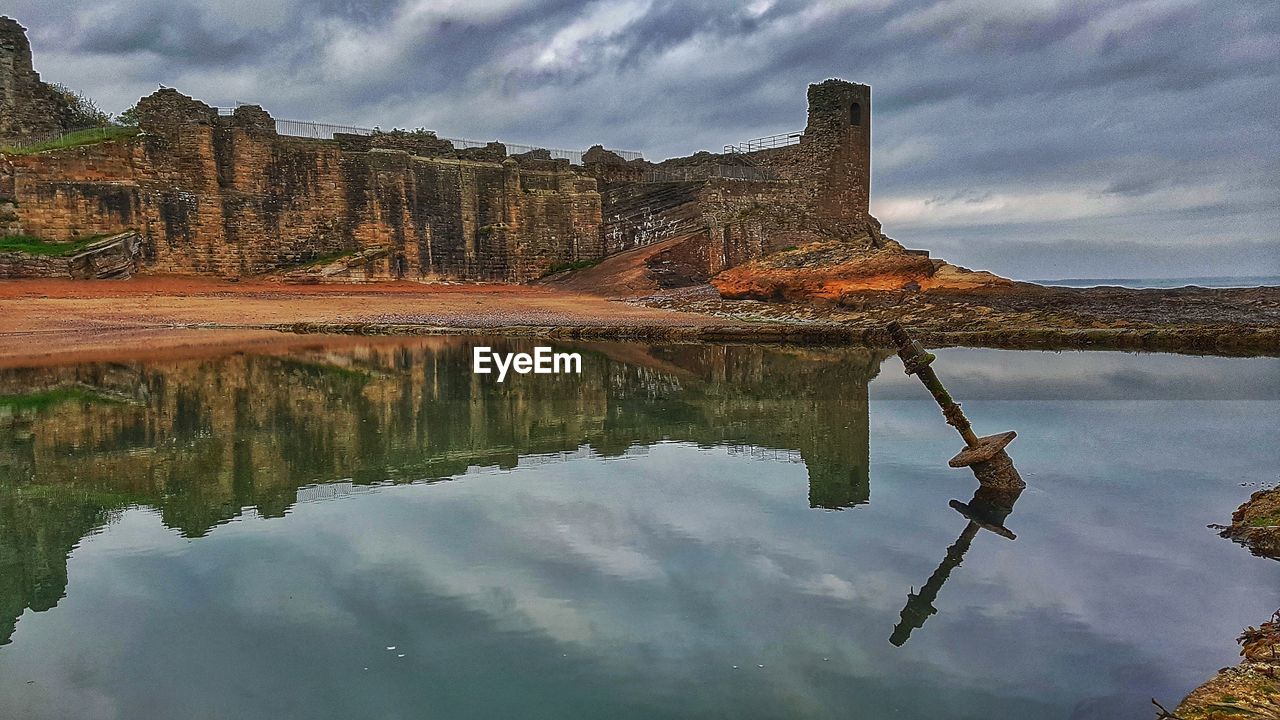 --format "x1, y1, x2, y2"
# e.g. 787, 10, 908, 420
214, 110, 642, 164
0, 124, 130, 152
723, 131, 802, 154
275, 118, 376, 139
641, 164, 780, 183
